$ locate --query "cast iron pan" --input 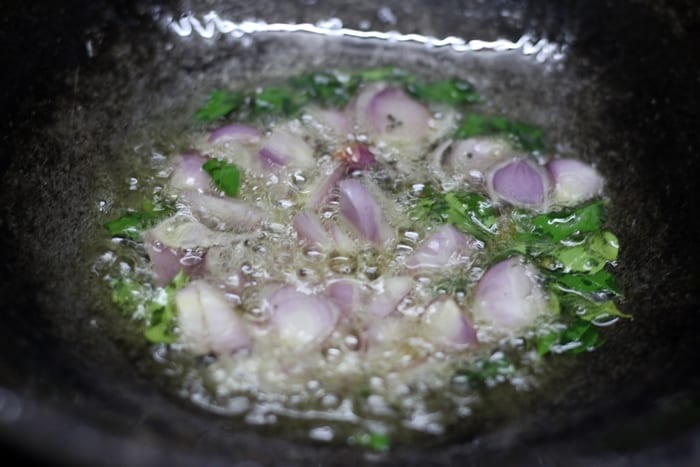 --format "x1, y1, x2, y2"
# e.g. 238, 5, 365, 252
1, 0, 700, 465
